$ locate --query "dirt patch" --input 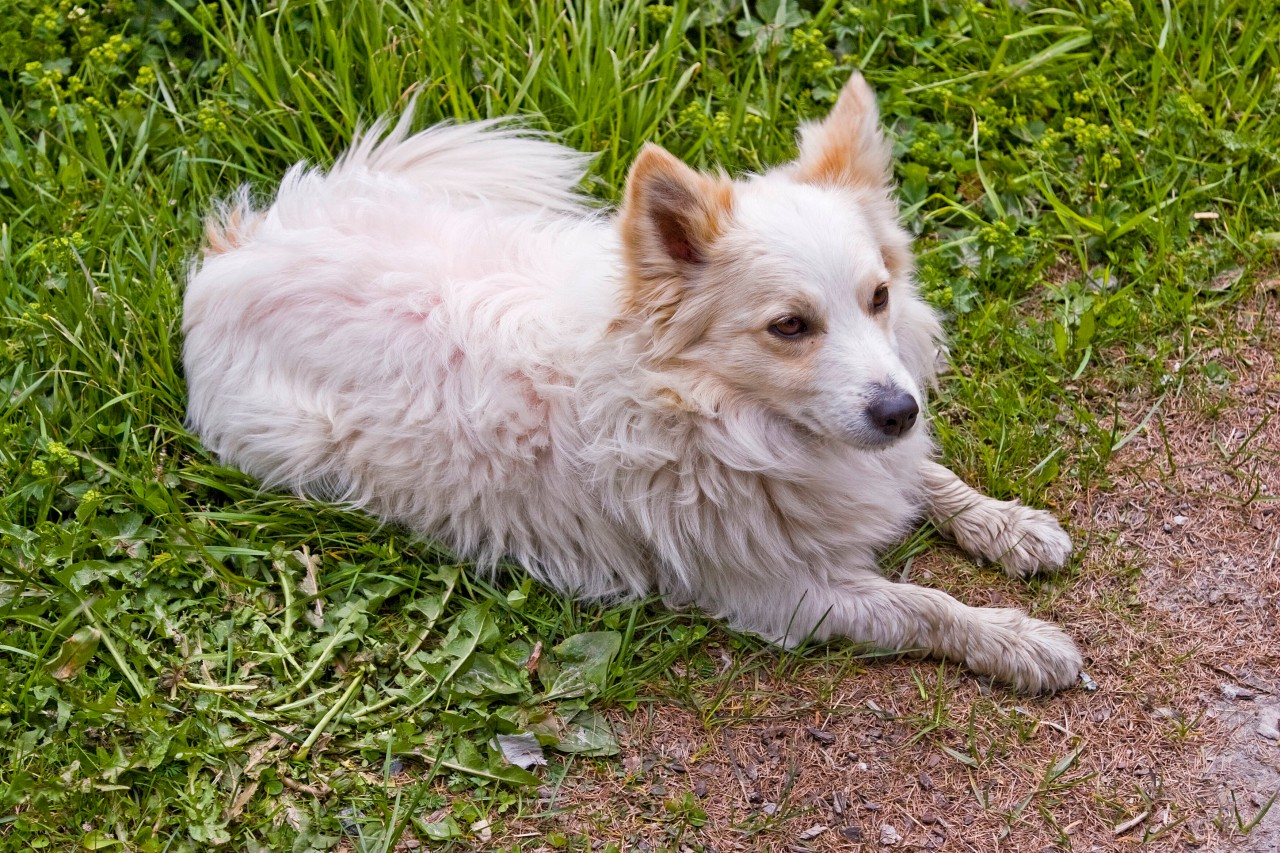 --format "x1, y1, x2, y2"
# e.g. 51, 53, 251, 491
1077, 291, 1280, 851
